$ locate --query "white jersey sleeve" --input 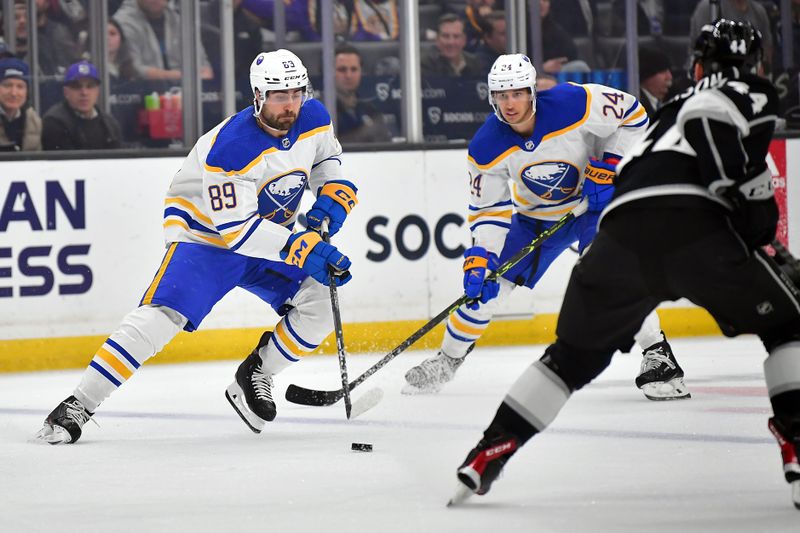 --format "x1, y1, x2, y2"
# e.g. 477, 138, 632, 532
581, 83, 649, 159
466, 157, 512, 256
308, 123, 345, 194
